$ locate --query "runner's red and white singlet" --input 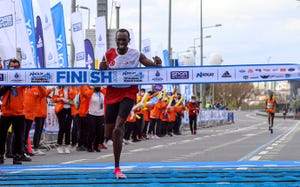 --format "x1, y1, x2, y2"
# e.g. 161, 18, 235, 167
104, 48, 140, 104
